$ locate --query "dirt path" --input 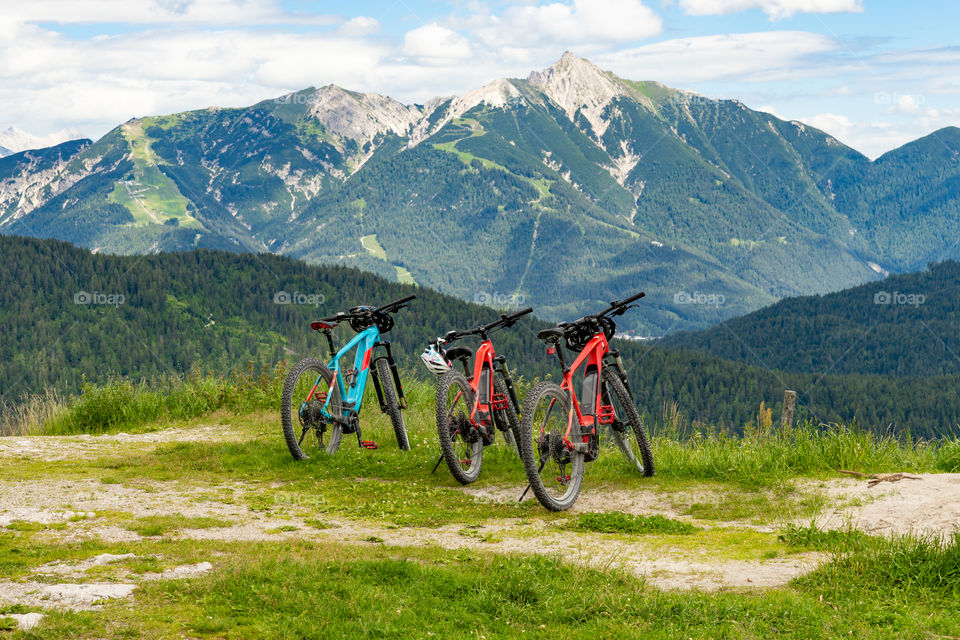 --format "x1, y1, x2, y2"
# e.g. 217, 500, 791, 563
2, 424, 958, 605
